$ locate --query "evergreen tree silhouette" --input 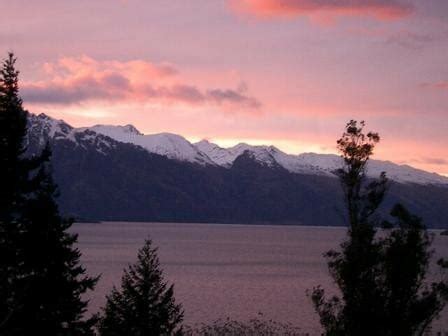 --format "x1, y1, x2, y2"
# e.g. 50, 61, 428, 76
0, 52, 98, 335
0, 52, 29, 334
99, 239, 184, 336
310, 120, 448, 336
